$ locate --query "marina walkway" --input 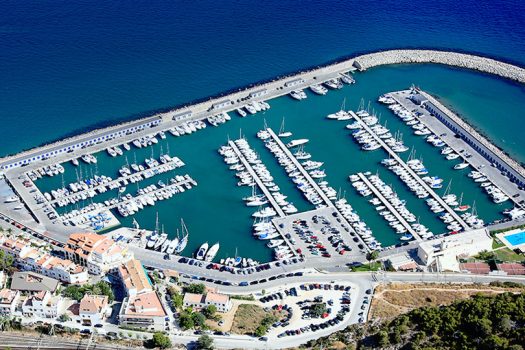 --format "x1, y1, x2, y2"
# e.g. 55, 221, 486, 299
356, 172, 422, 241
228, 140, 286, 218
350, 111, 470, 231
